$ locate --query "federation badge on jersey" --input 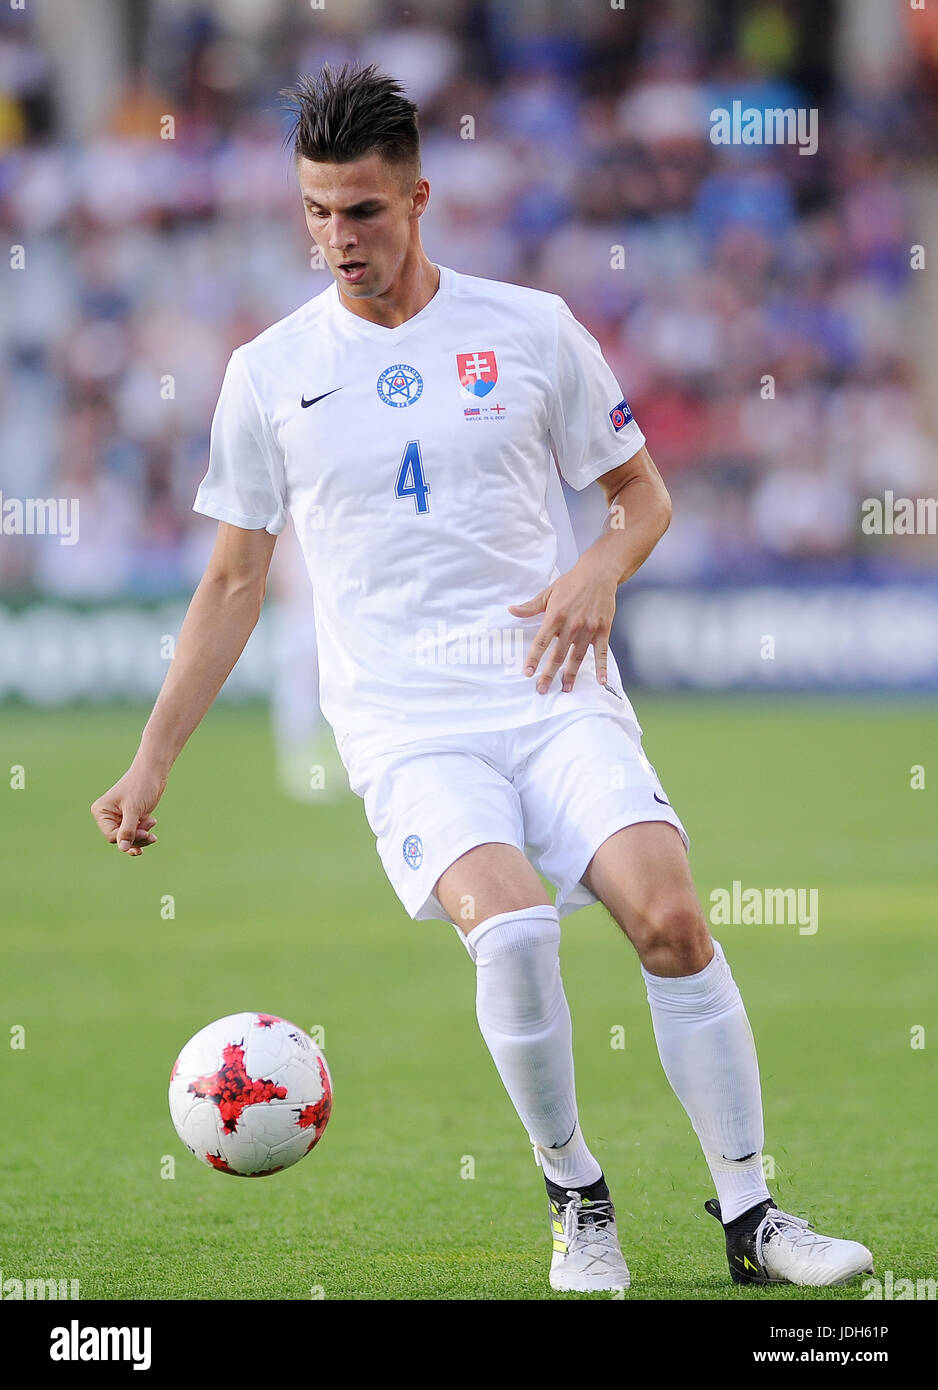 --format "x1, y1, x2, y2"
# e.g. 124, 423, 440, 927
609, 399, 634, 431
377, 364, 424, 408
402, 834, 424, 870
457, 350, 498, 399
